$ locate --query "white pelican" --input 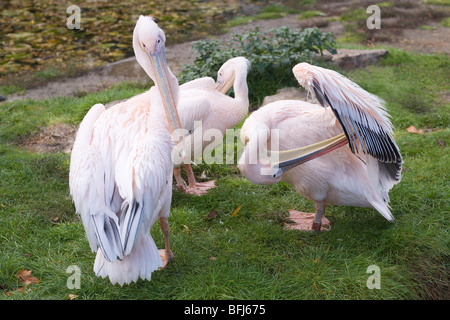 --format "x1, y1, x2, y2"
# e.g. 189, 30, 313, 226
238, 63, 402, 231
69, 16, 182, 285
174, 57, 251, 195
